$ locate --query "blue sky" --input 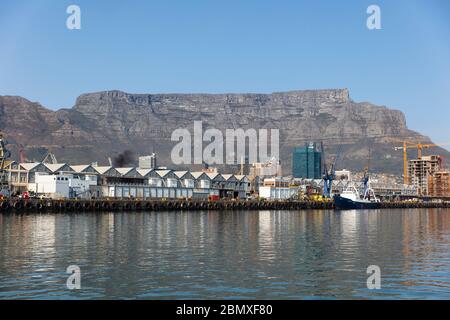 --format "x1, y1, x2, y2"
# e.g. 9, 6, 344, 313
0, 0, 449, 143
